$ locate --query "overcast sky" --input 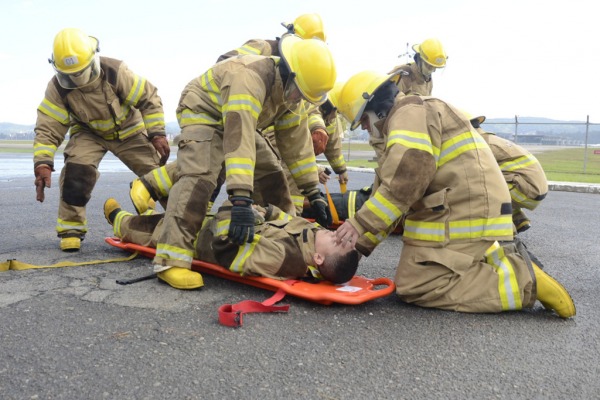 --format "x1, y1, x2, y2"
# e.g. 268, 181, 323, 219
1, 0, 598, 125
